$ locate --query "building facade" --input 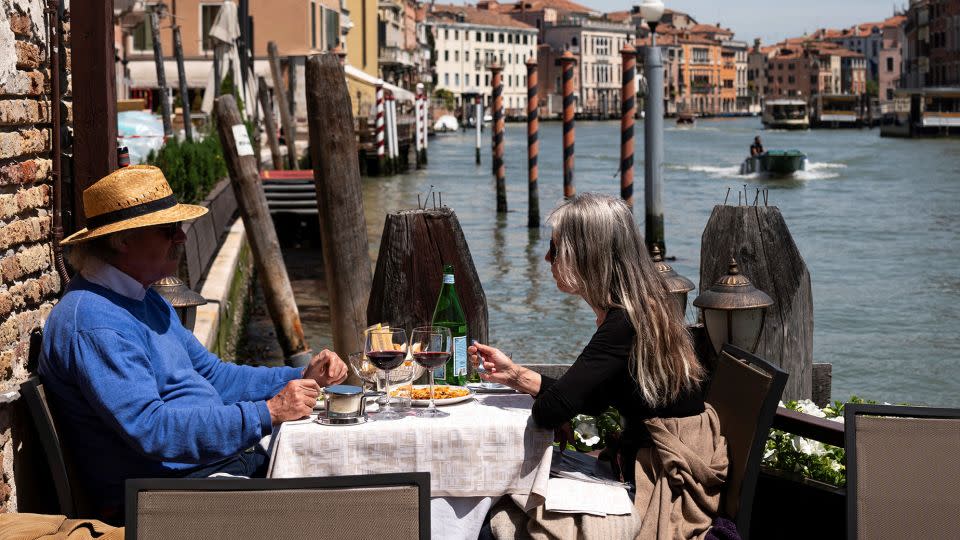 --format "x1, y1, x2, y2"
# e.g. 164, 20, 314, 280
879, 15, 907, 107
427, 4, 538, 117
